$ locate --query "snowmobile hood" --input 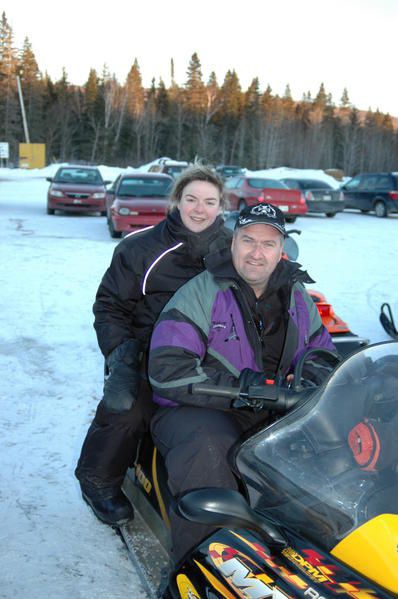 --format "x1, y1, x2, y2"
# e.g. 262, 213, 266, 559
331, 513, 398, 593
